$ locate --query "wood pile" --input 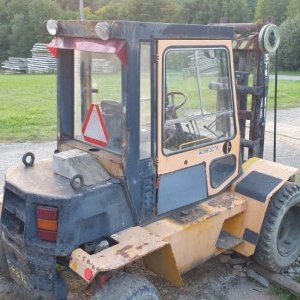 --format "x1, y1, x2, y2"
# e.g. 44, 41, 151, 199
27, 43, 56, 73
1, 57, 28, 73
1, 43, 57, 74
92, 59, 115, 73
